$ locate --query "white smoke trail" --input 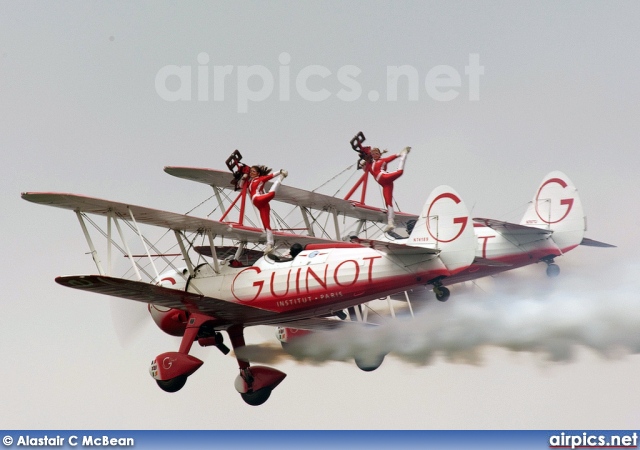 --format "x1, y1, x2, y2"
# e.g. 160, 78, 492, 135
280, 262, 640, 367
